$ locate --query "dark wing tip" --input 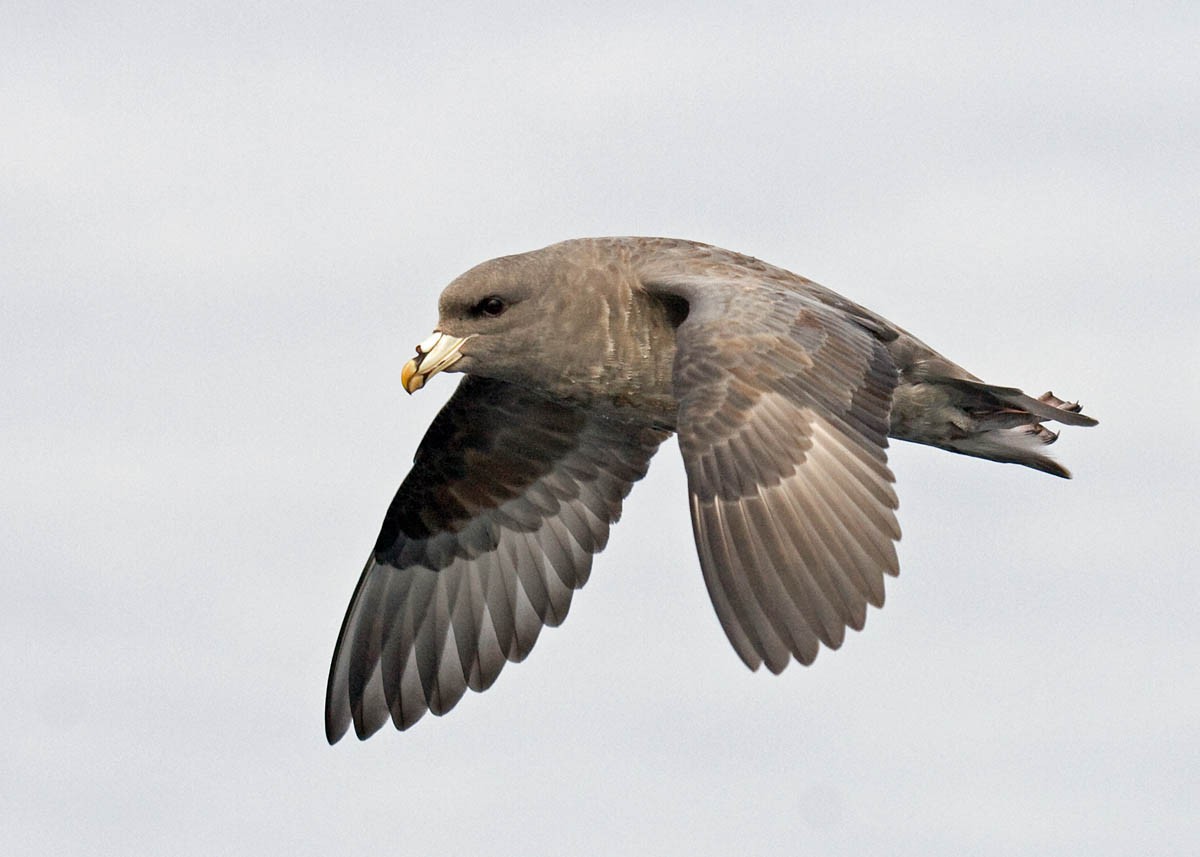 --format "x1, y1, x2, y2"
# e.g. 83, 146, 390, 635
325, 716, 347, 745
